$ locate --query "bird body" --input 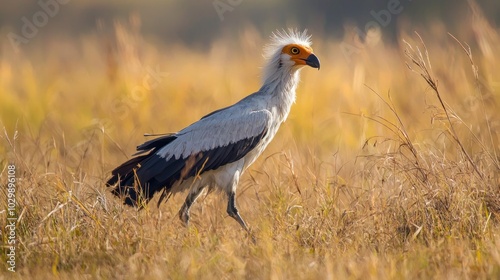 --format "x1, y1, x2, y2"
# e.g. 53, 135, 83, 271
107, 29, 320, 231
